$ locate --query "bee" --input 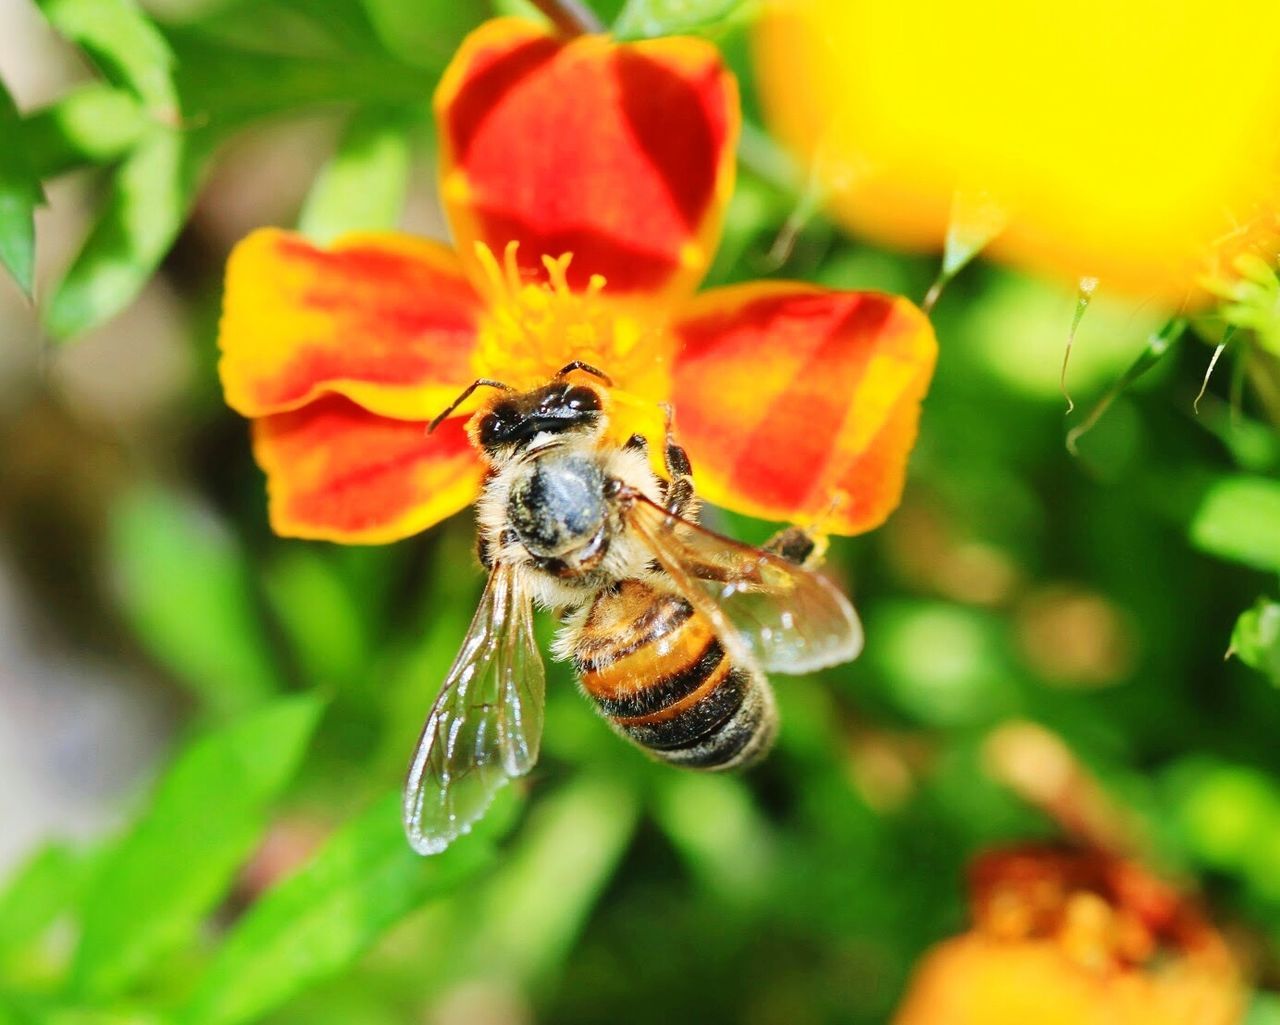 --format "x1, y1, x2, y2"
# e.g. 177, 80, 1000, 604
404, 362, 863, 855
